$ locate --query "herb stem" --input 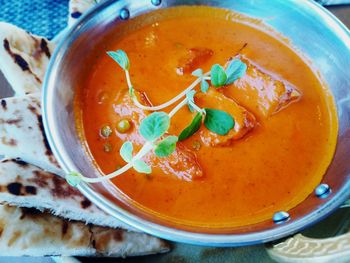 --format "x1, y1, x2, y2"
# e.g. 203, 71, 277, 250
168, 98, 188, 118
125, 70, 132, 88
130, 72, 210, 111
80, 142, 154, 183
132, 142, 154, 161
167, 95, 204, 119
81, 162, 133, 183
189, 100, 205, 115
